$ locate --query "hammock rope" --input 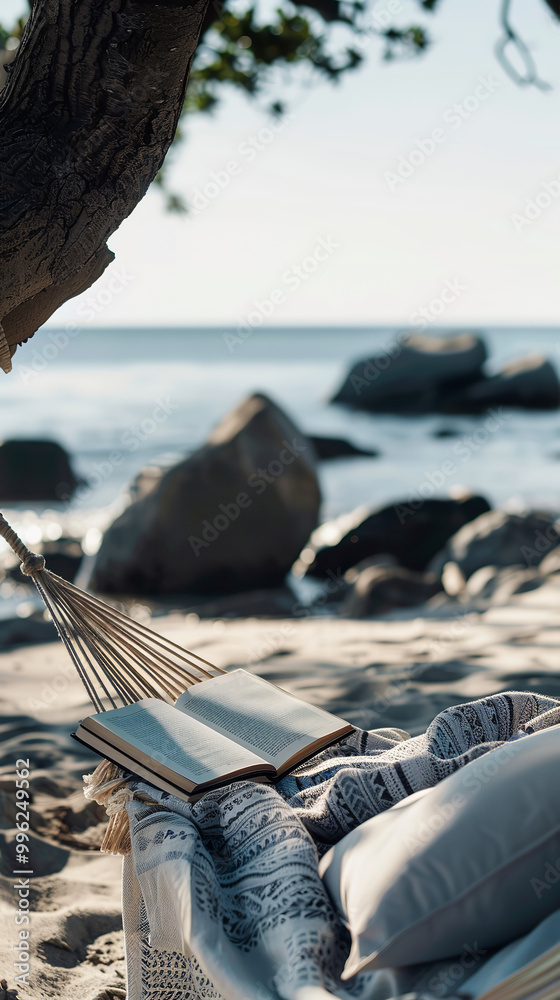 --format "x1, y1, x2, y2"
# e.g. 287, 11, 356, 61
0, 513, 225, 714
0, 512, 229, 851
